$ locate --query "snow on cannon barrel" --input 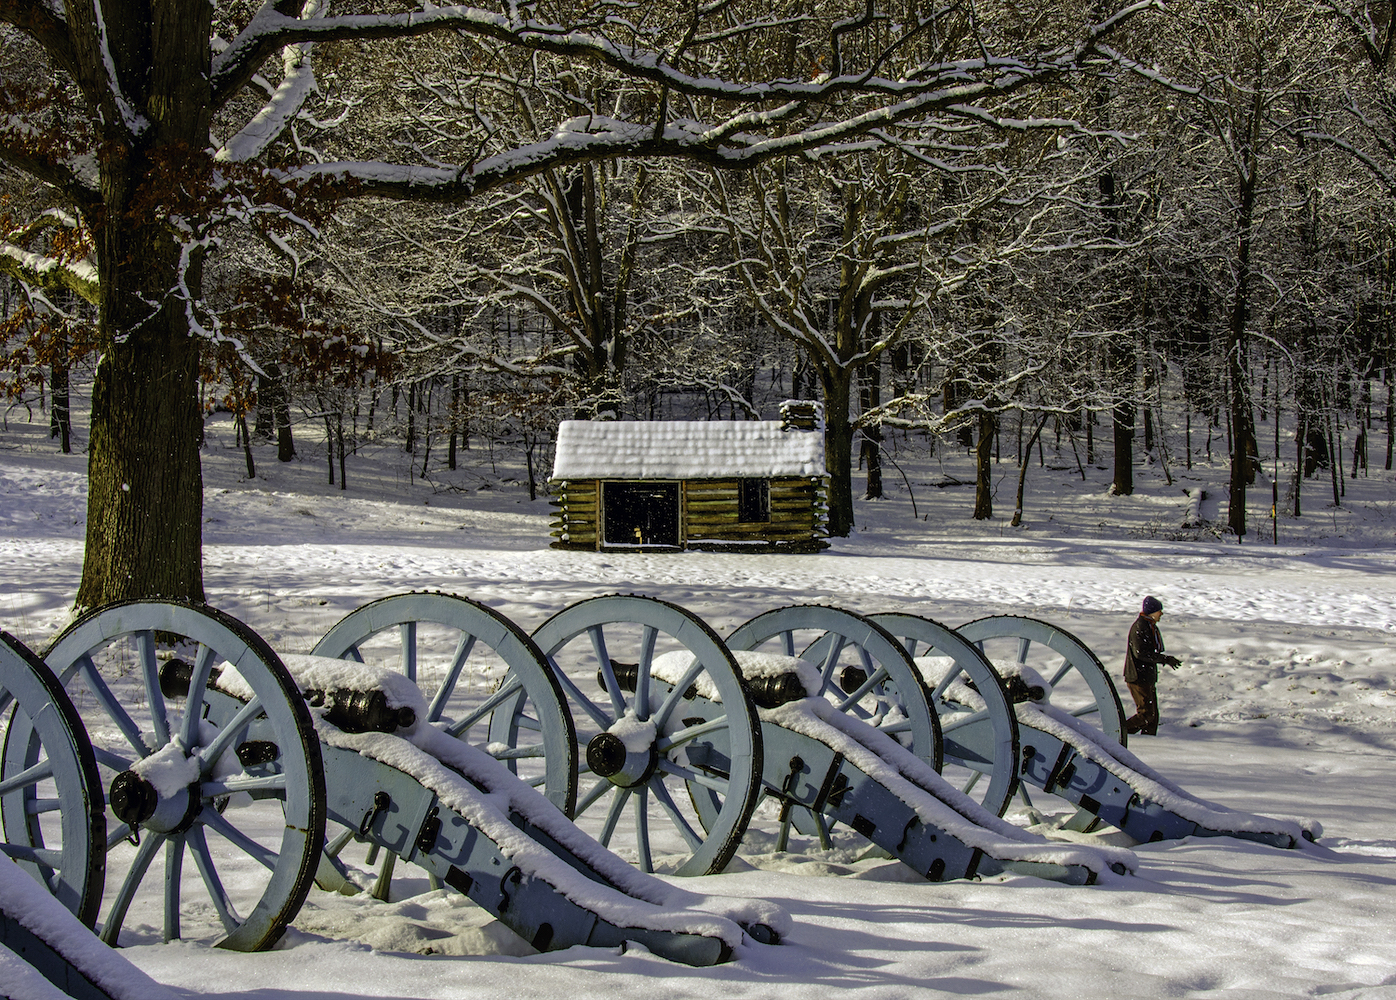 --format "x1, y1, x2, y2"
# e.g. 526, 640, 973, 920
0, 599, 784, 967
276, 654, 785, 965
724, 606, 1135, 885
956, 616, 1319, 849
